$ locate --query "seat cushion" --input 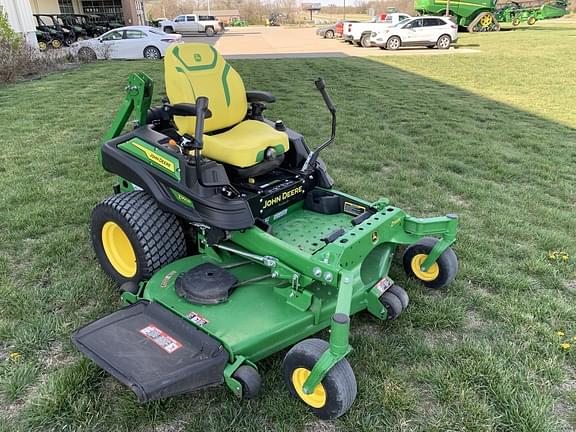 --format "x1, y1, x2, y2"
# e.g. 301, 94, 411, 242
203, 120, 289, 168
